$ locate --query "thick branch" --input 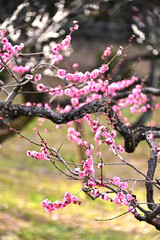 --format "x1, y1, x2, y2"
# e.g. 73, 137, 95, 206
0, 100, 107, 123
135, 213, 160, 231
145, 132, 158, 211
1, 101, 160, 154
142, 87, 160, 96
150, 205, 160, 219
133, 127, 160, 148
0, 100, 135, 152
